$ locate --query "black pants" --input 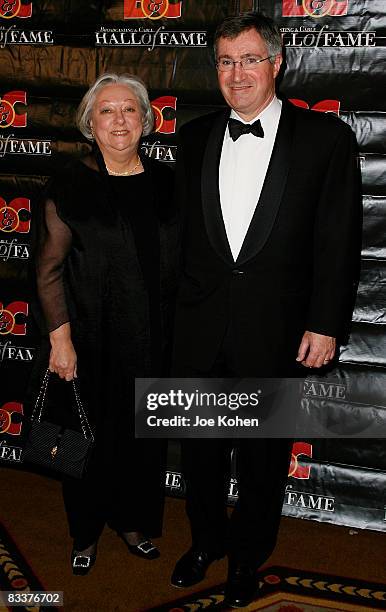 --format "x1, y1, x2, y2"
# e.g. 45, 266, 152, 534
174, 327, 293, 566
62, 436, 167, 550
181, 437, 292, 565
